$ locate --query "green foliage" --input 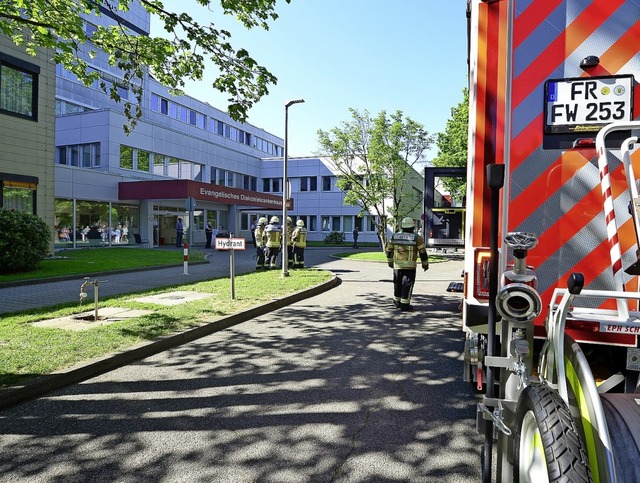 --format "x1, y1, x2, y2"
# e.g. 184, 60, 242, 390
0, 209, 51, 274
317, 108, 433, 245
323, 231, 346, 244
432, 88, 469, 200
0, 0, 291, 129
